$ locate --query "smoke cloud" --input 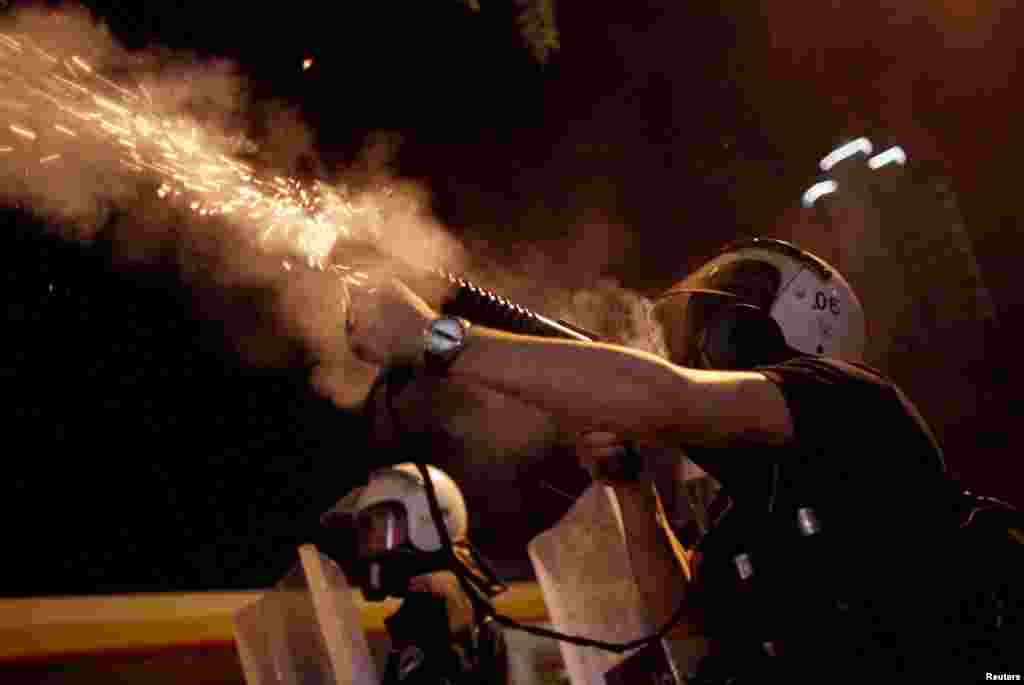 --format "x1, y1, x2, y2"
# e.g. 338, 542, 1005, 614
0, 3, 464, 404
1, 3, 669, 468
